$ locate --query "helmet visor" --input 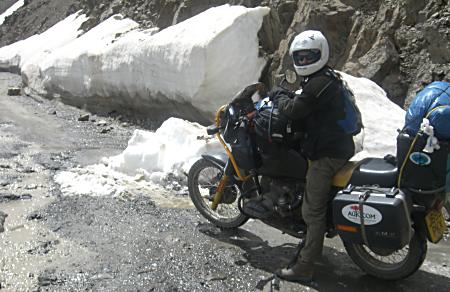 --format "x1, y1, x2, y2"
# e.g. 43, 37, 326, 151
292, 49, 321, 66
